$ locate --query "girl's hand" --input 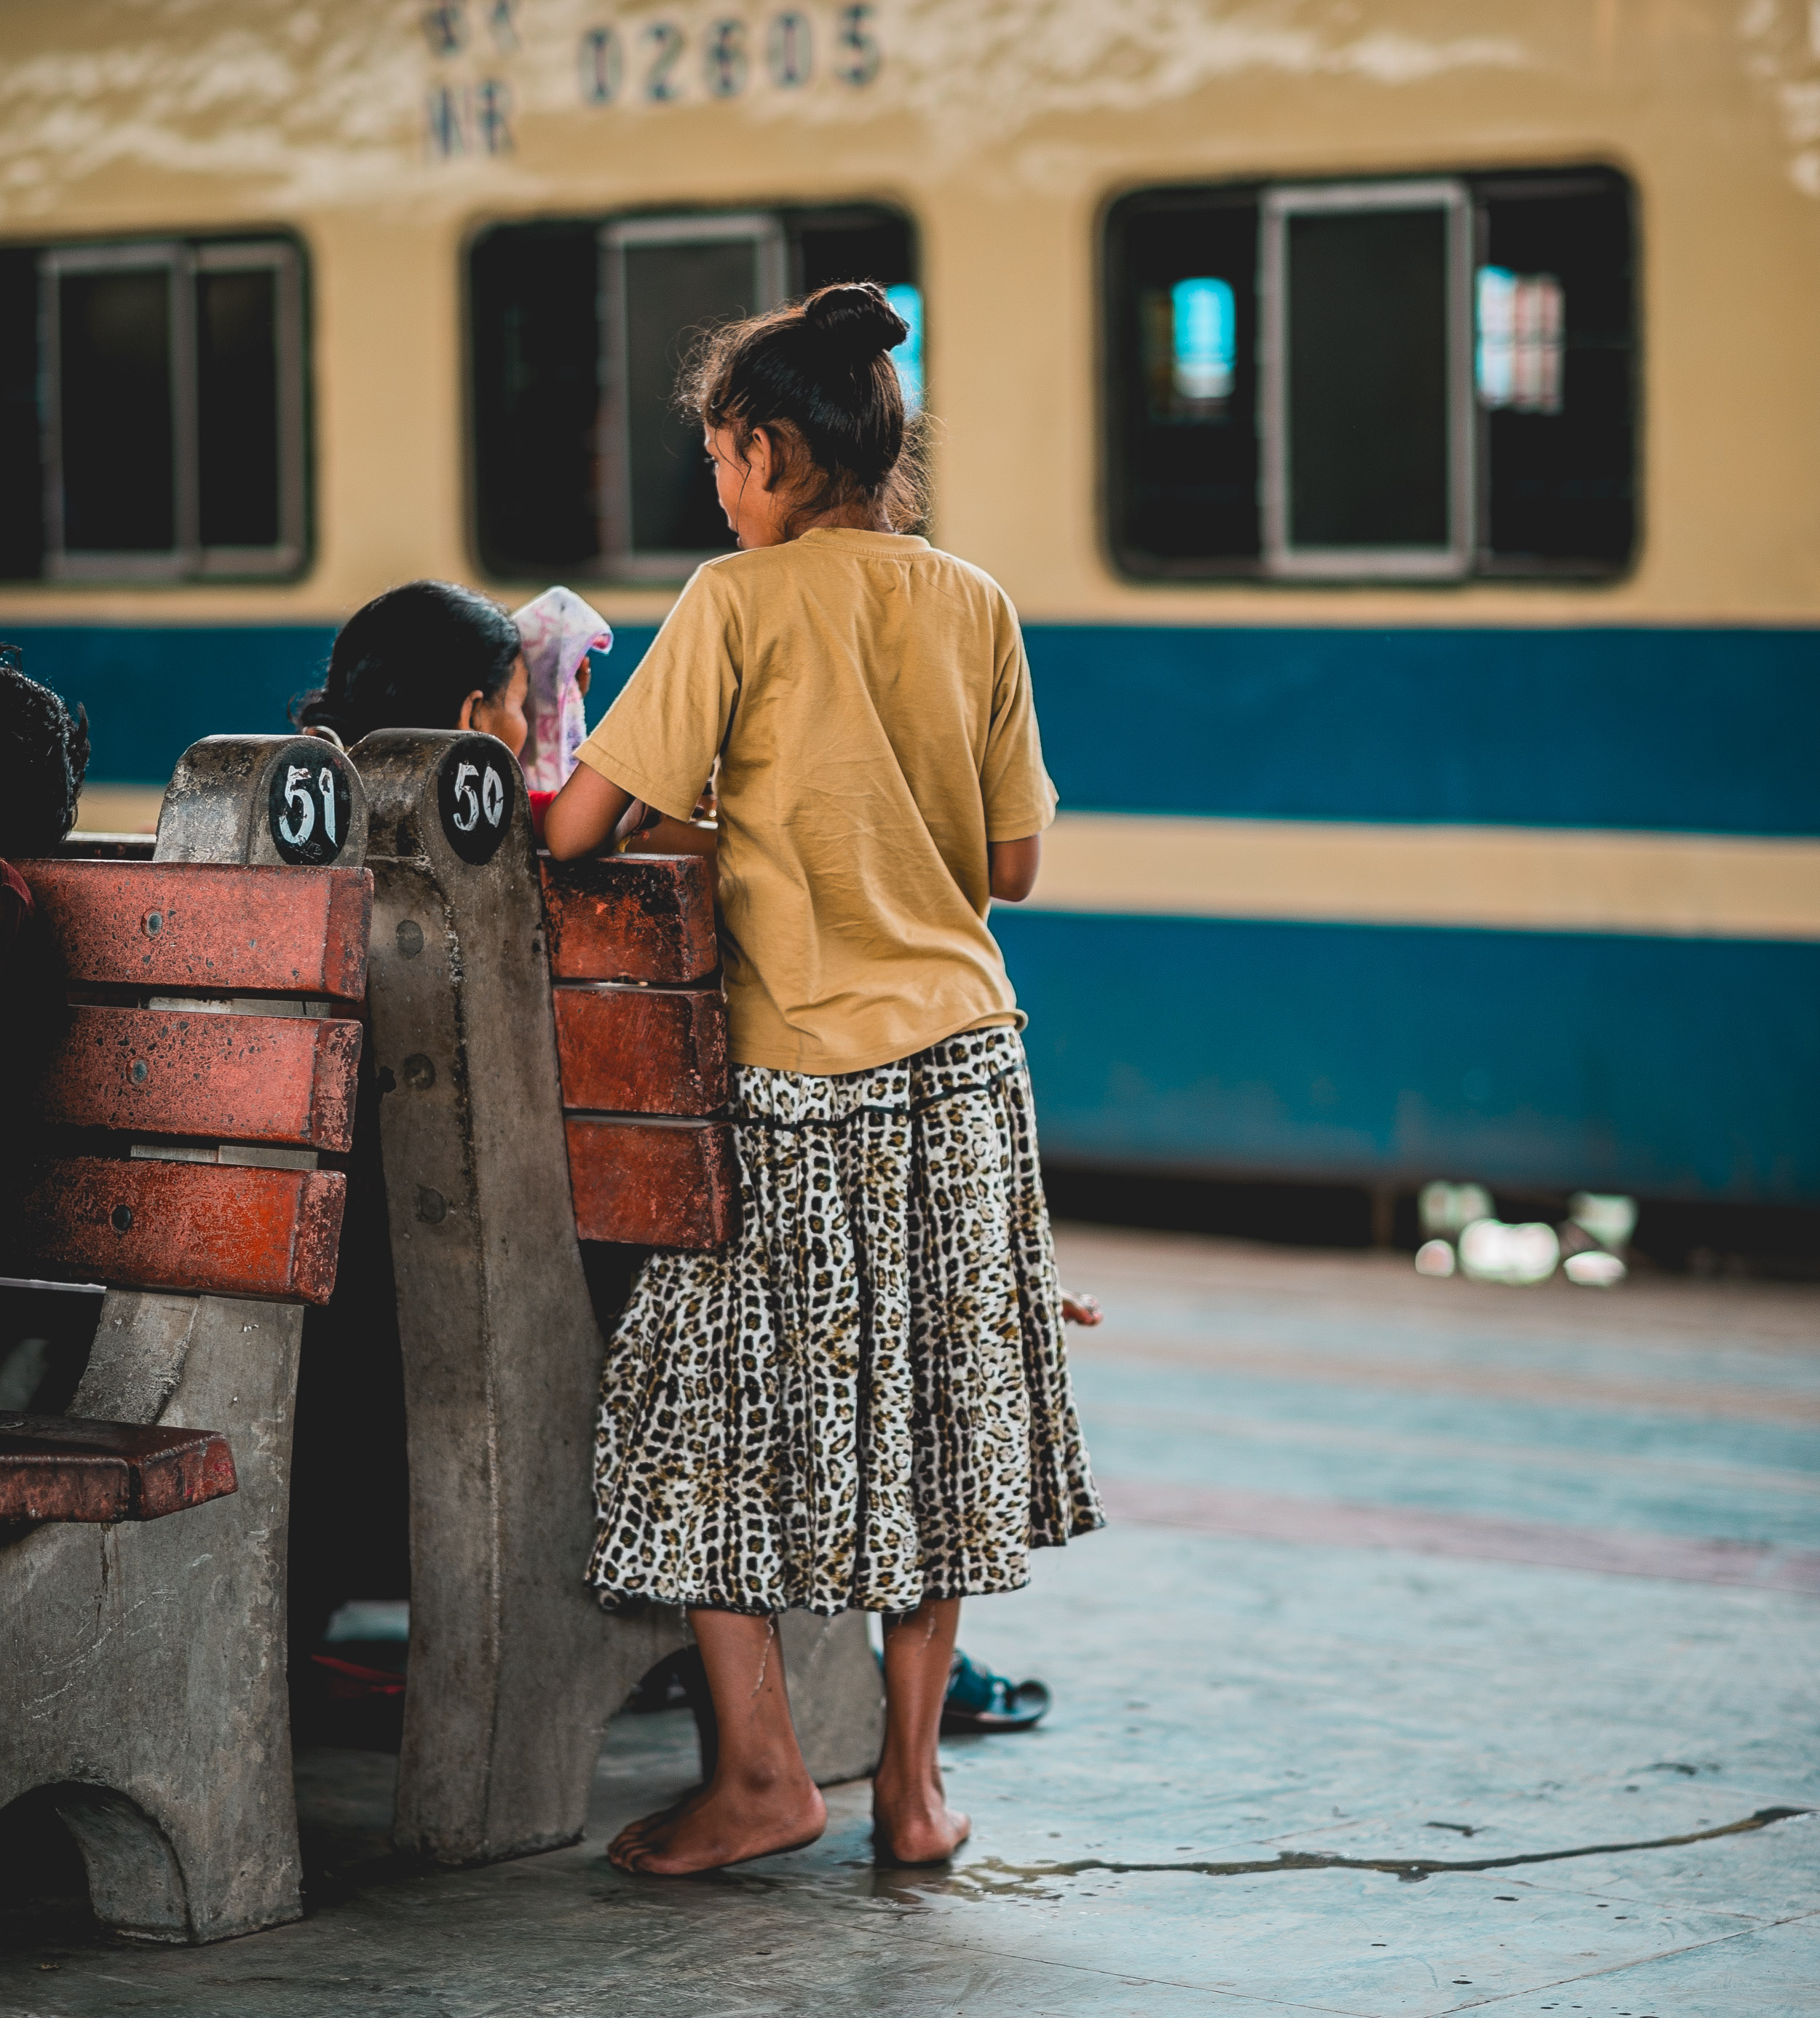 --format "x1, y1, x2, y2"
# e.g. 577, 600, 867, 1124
1061, 1290, 1102, 1326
